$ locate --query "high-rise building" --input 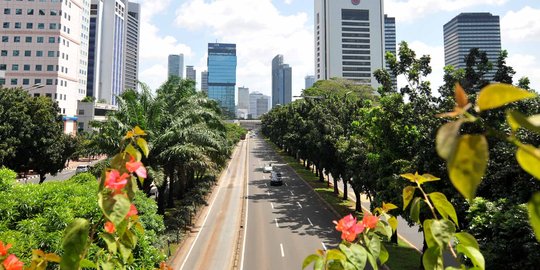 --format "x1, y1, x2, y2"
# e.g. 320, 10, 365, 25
186, 65, 196, 82
249, 91, 270, 119
87, 0, 128, 105
168, 54, 184, 78
271, 55, 292, 107
201, 71, 208, 94
444, 12, 501, 80
237, 86, 249, 118
384, 14, 397, 90
314, 0, 385, 88
124, 1, 140, 91
0, 0, 91, 134
207, 43, 237, 116
305, 75, 315, 89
